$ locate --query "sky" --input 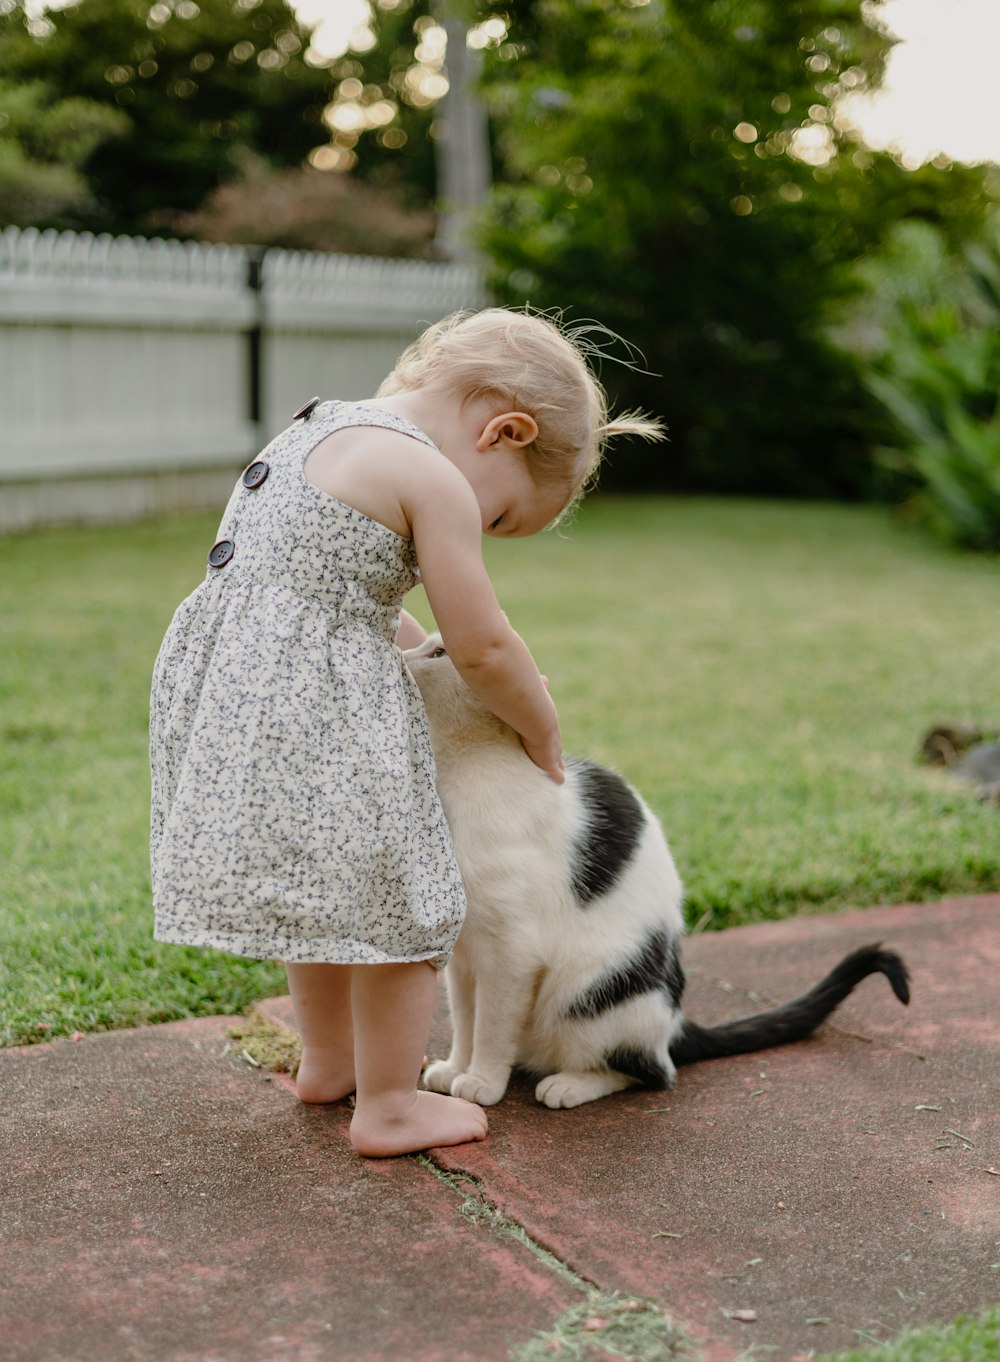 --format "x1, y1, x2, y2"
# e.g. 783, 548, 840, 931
839, 0, 1000, 167
296, 0, 1000, 168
